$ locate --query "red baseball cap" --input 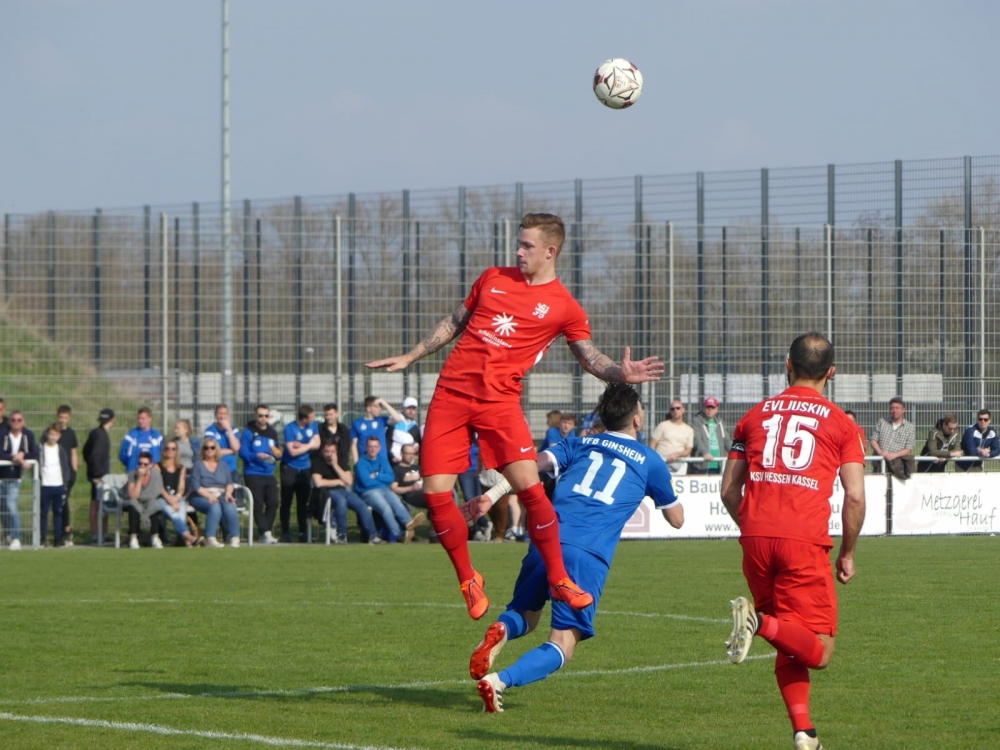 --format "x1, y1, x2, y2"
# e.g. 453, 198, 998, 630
703, 397, 720, 408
